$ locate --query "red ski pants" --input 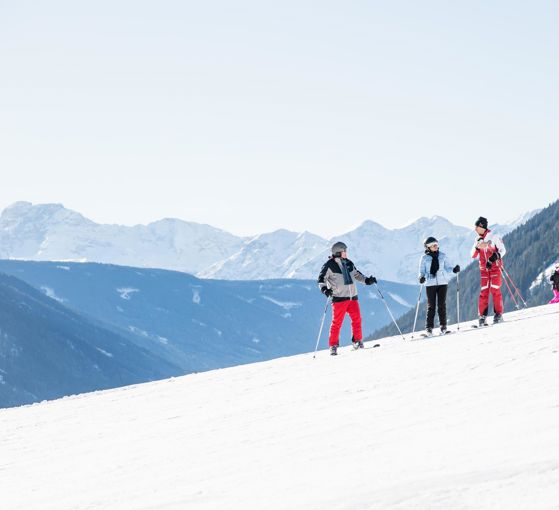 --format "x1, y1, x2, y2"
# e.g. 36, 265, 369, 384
329, 299, 362, 346
479, 270, 503, 316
